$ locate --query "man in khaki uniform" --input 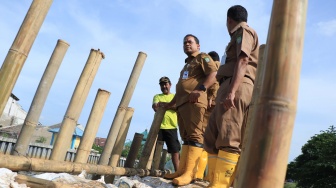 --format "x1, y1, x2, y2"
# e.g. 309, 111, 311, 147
204, 5, 259, 188
162, 34, 218, 186
195, 51, 220, 181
